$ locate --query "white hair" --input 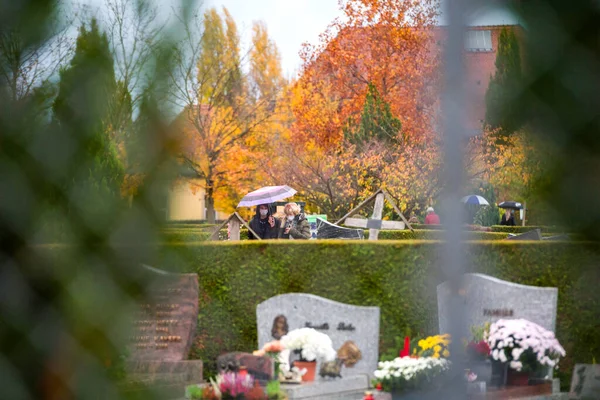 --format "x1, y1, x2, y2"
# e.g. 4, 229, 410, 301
427, 207, 434, 214
284, 202, 301, 216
